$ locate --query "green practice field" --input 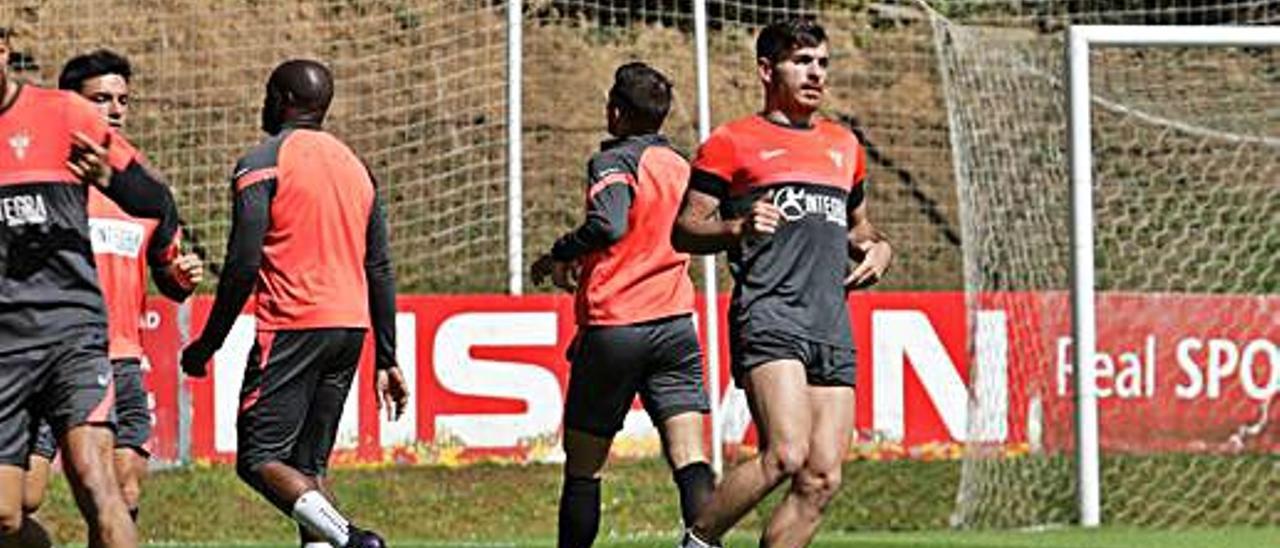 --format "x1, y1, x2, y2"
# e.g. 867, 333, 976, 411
133, 527, 1280, 548
35, 459, 1277, 547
